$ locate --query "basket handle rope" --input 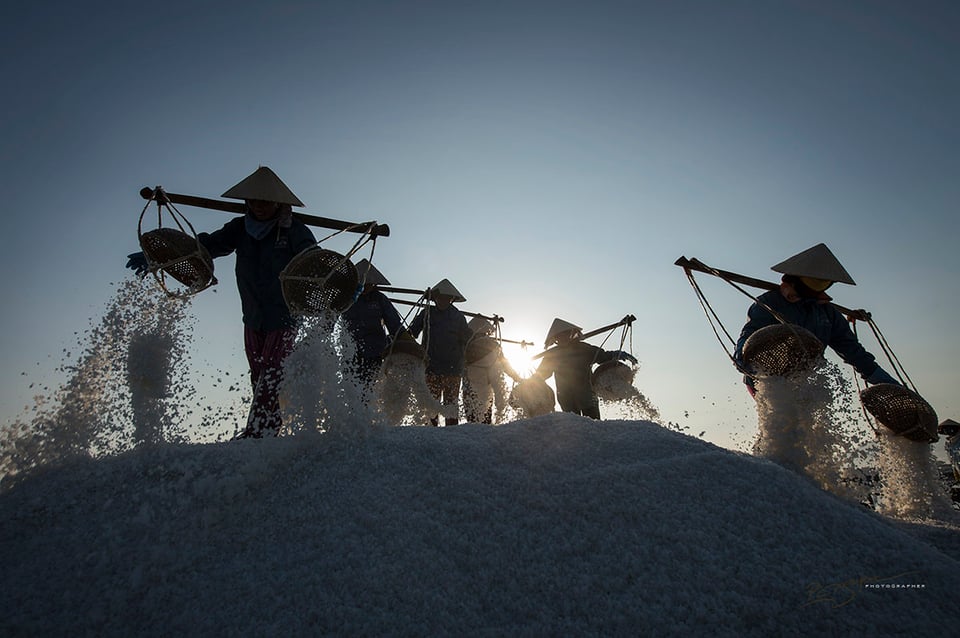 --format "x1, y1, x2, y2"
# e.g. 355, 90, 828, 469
317, 221, 380, 299
850, 317, 925, 439
680, 260, 810, 378
280, 221, 382, 317
861, 318, 914, 390
137, 187, 216, 298
593, 318, 635, 363
588, 318, 636, 394
379, 291, 429, 361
